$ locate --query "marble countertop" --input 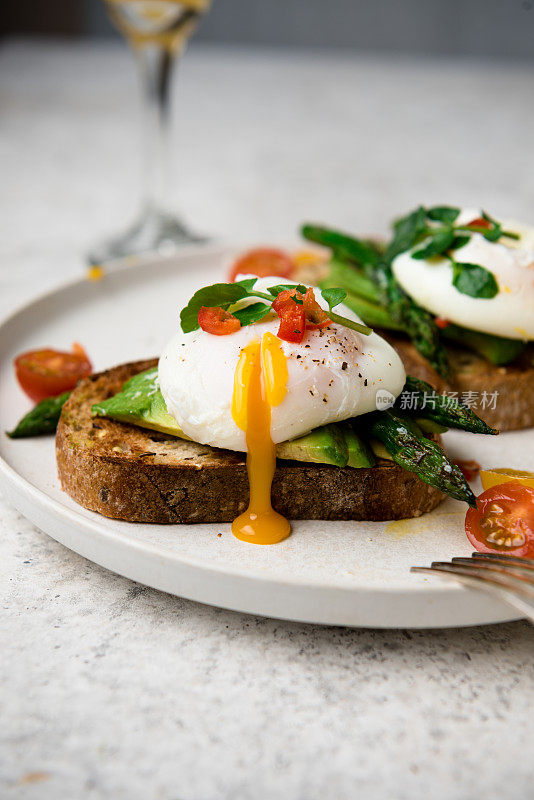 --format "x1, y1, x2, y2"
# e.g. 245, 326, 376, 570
1, 40, 533, 800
